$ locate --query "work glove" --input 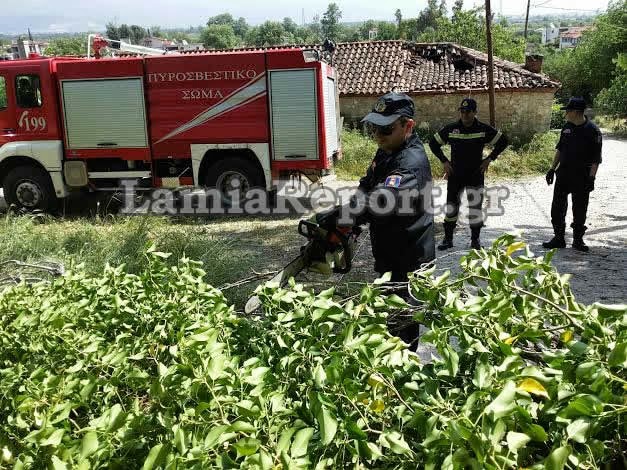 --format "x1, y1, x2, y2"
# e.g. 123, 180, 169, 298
545, 168, 555, 185
585, 175, 595, 192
